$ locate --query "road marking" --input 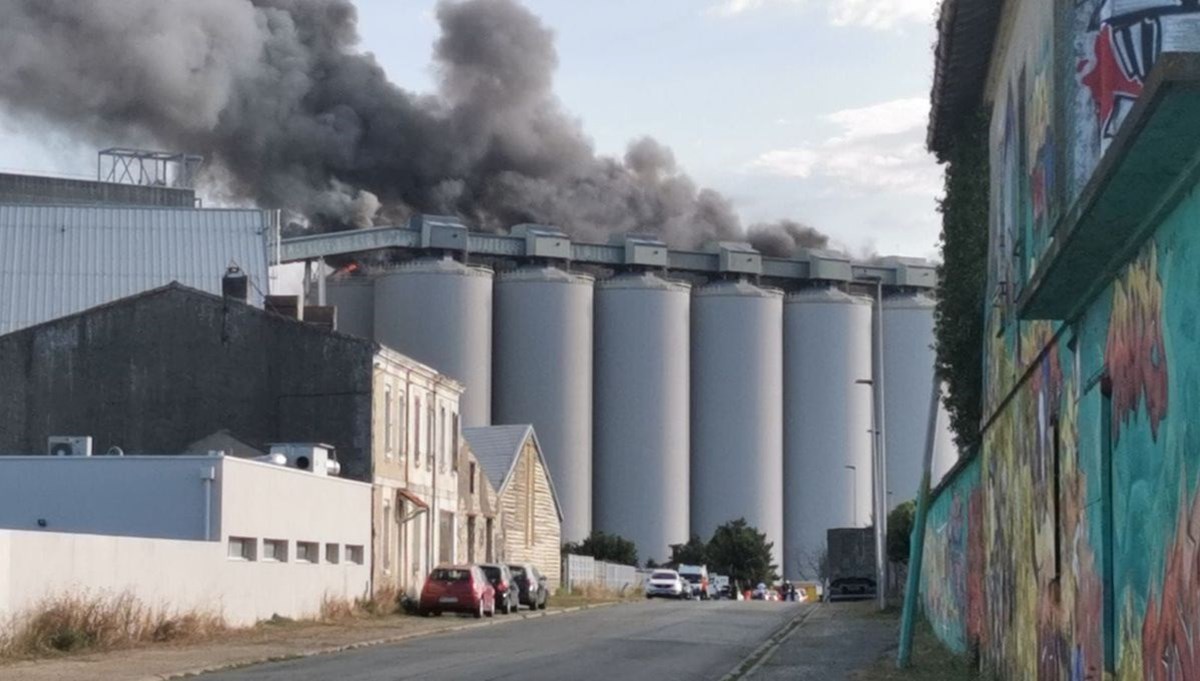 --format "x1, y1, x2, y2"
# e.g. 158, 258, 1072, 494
718, 604, 821, 681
